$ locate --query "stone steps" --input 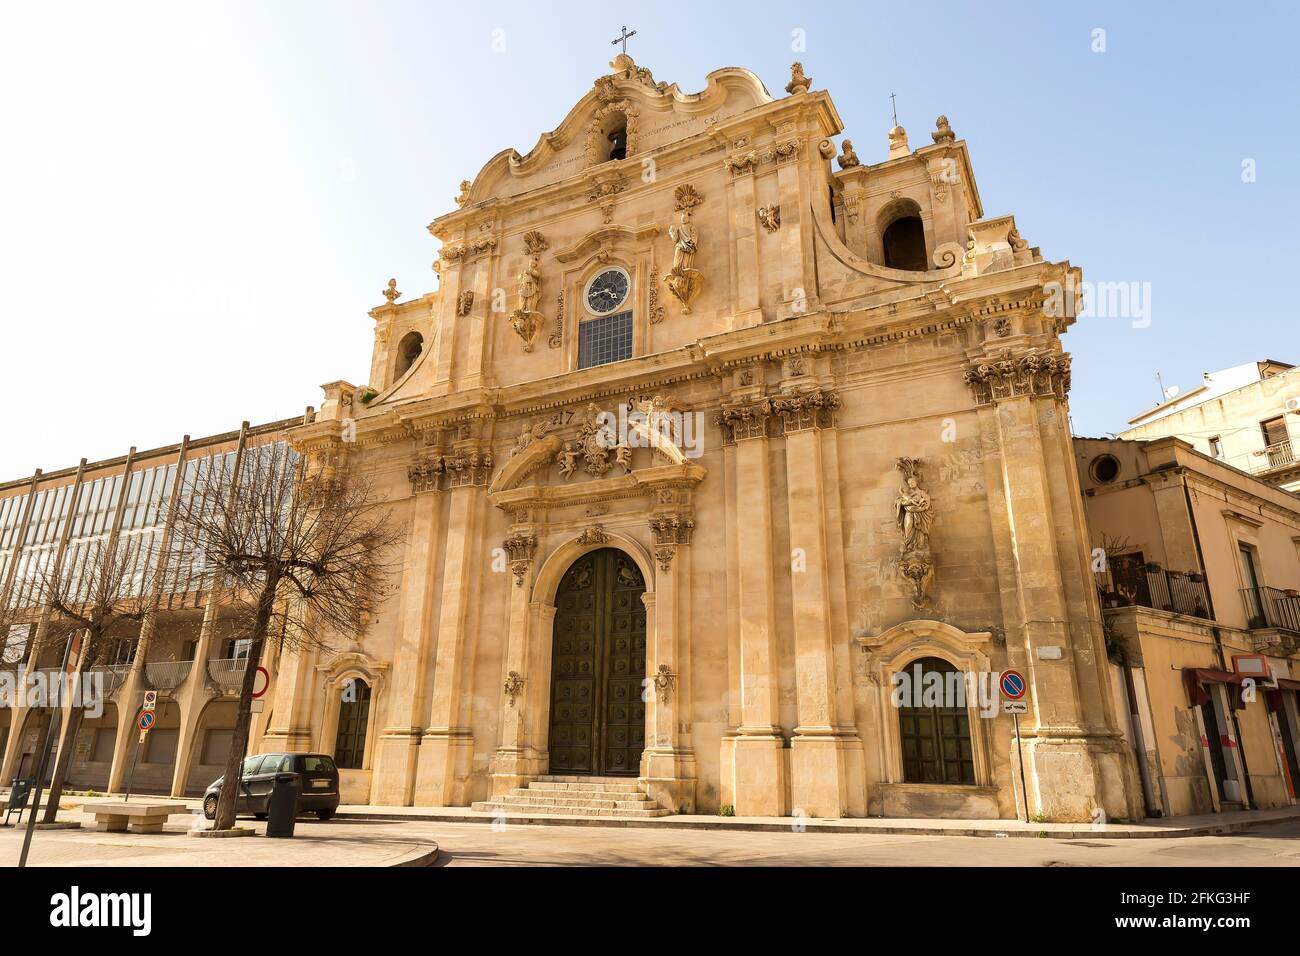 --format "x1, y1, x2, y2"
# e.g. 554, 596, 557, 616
471, 775, 672, 818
